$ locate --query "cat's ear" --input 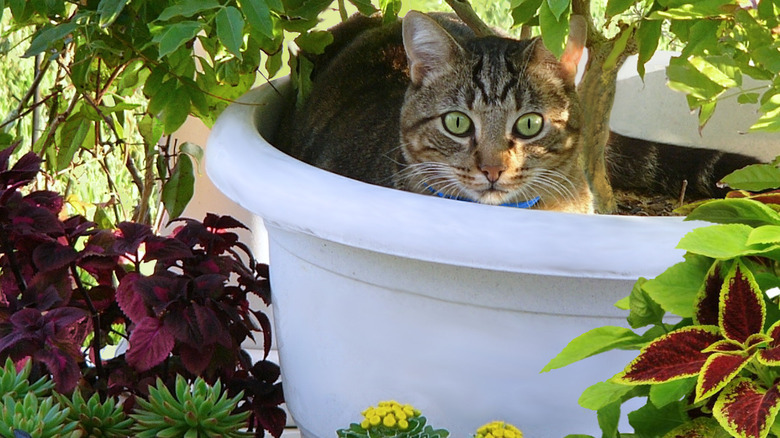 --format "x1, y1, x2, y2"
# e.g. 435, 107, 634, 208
560, 15, 586, 81
402, 11, 462, 86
